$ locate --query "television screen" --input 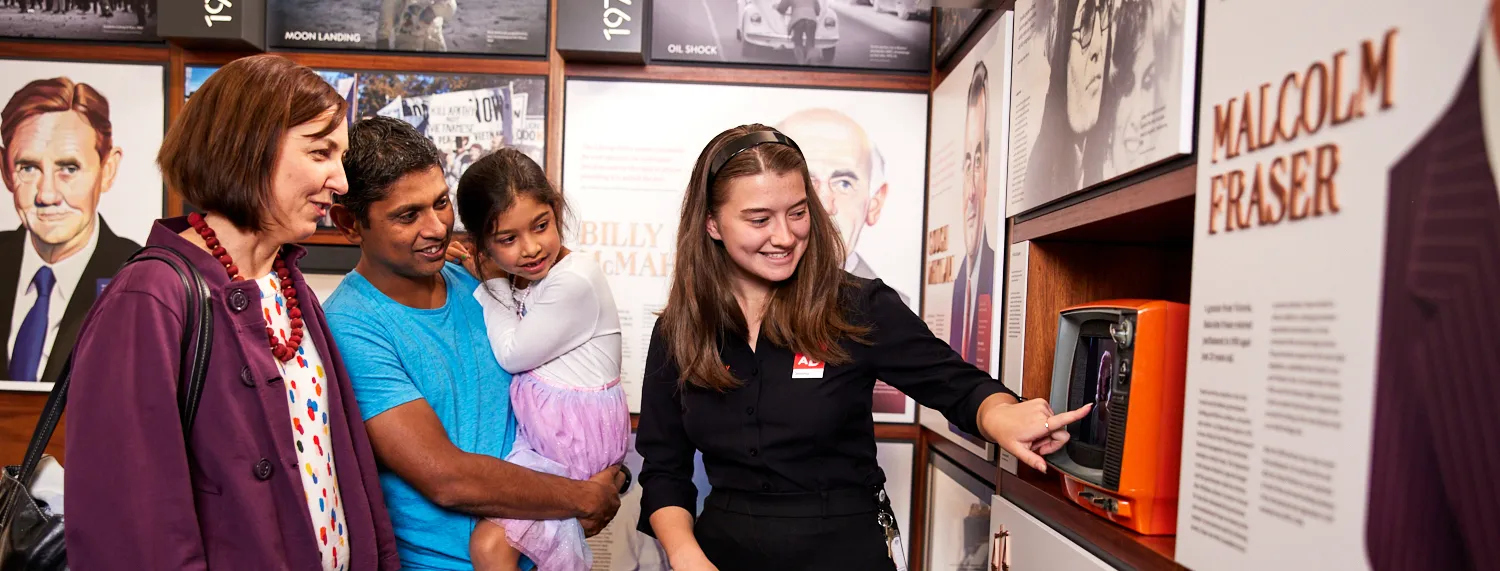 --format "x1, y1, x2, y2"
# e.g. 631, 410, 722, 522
1067, 322, 1117, 470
